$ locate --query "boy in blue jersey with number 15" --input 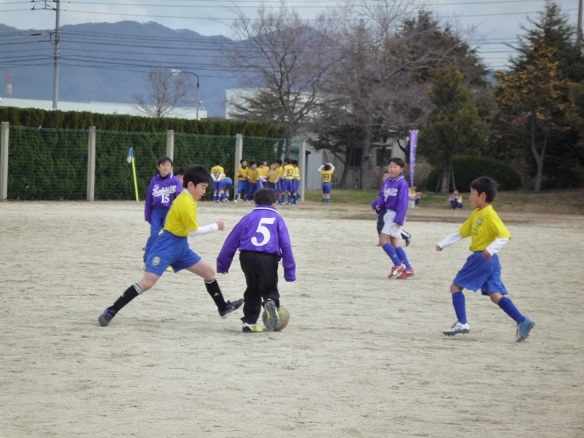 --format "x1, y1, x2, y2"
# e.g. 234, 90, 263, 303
217, 188, 296, 333
98, 165, 243, 327
436, 176, 535, 342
